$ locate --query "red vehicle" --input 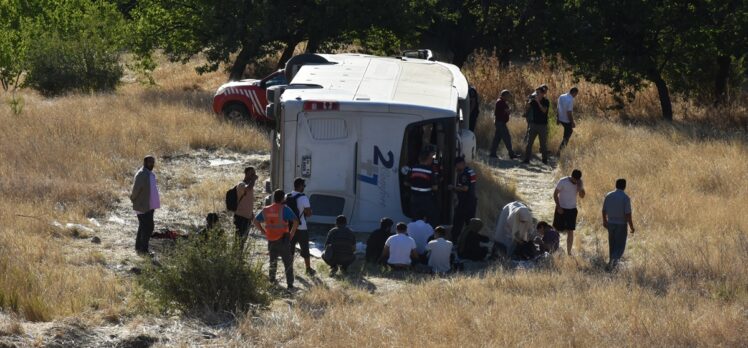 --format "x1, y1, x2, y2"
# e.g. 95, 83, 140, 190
212, 70, 288, 122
